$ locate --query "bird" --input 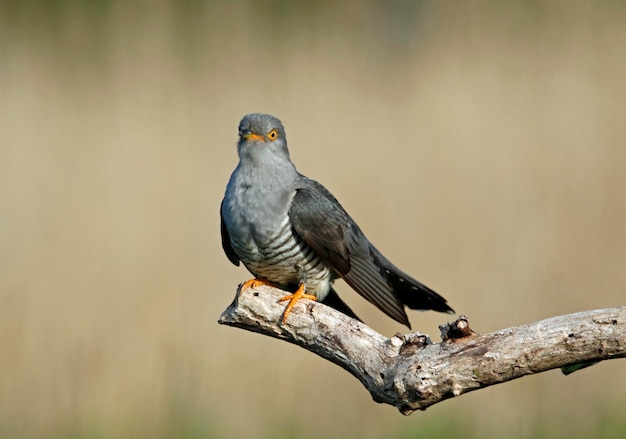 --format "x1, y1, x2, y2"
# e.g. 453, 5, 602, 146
220, 113, 454, 328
